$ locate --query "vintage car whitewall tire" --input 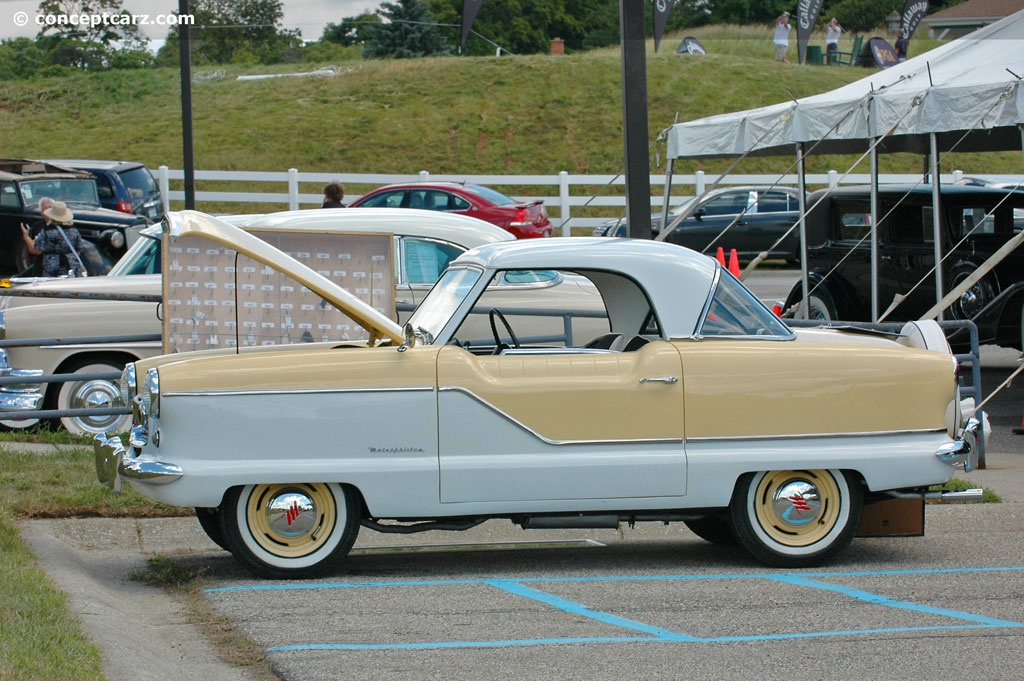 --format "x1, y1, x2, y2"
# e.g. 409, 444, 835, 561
54, 360, 132, 436
729, 469, 863, 568
219, 482, 360, 579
